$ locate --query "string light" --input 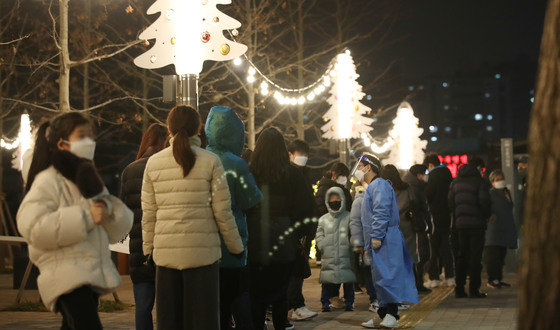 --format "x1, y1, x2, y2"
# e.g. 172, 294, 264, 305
1, 114, 32, 170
